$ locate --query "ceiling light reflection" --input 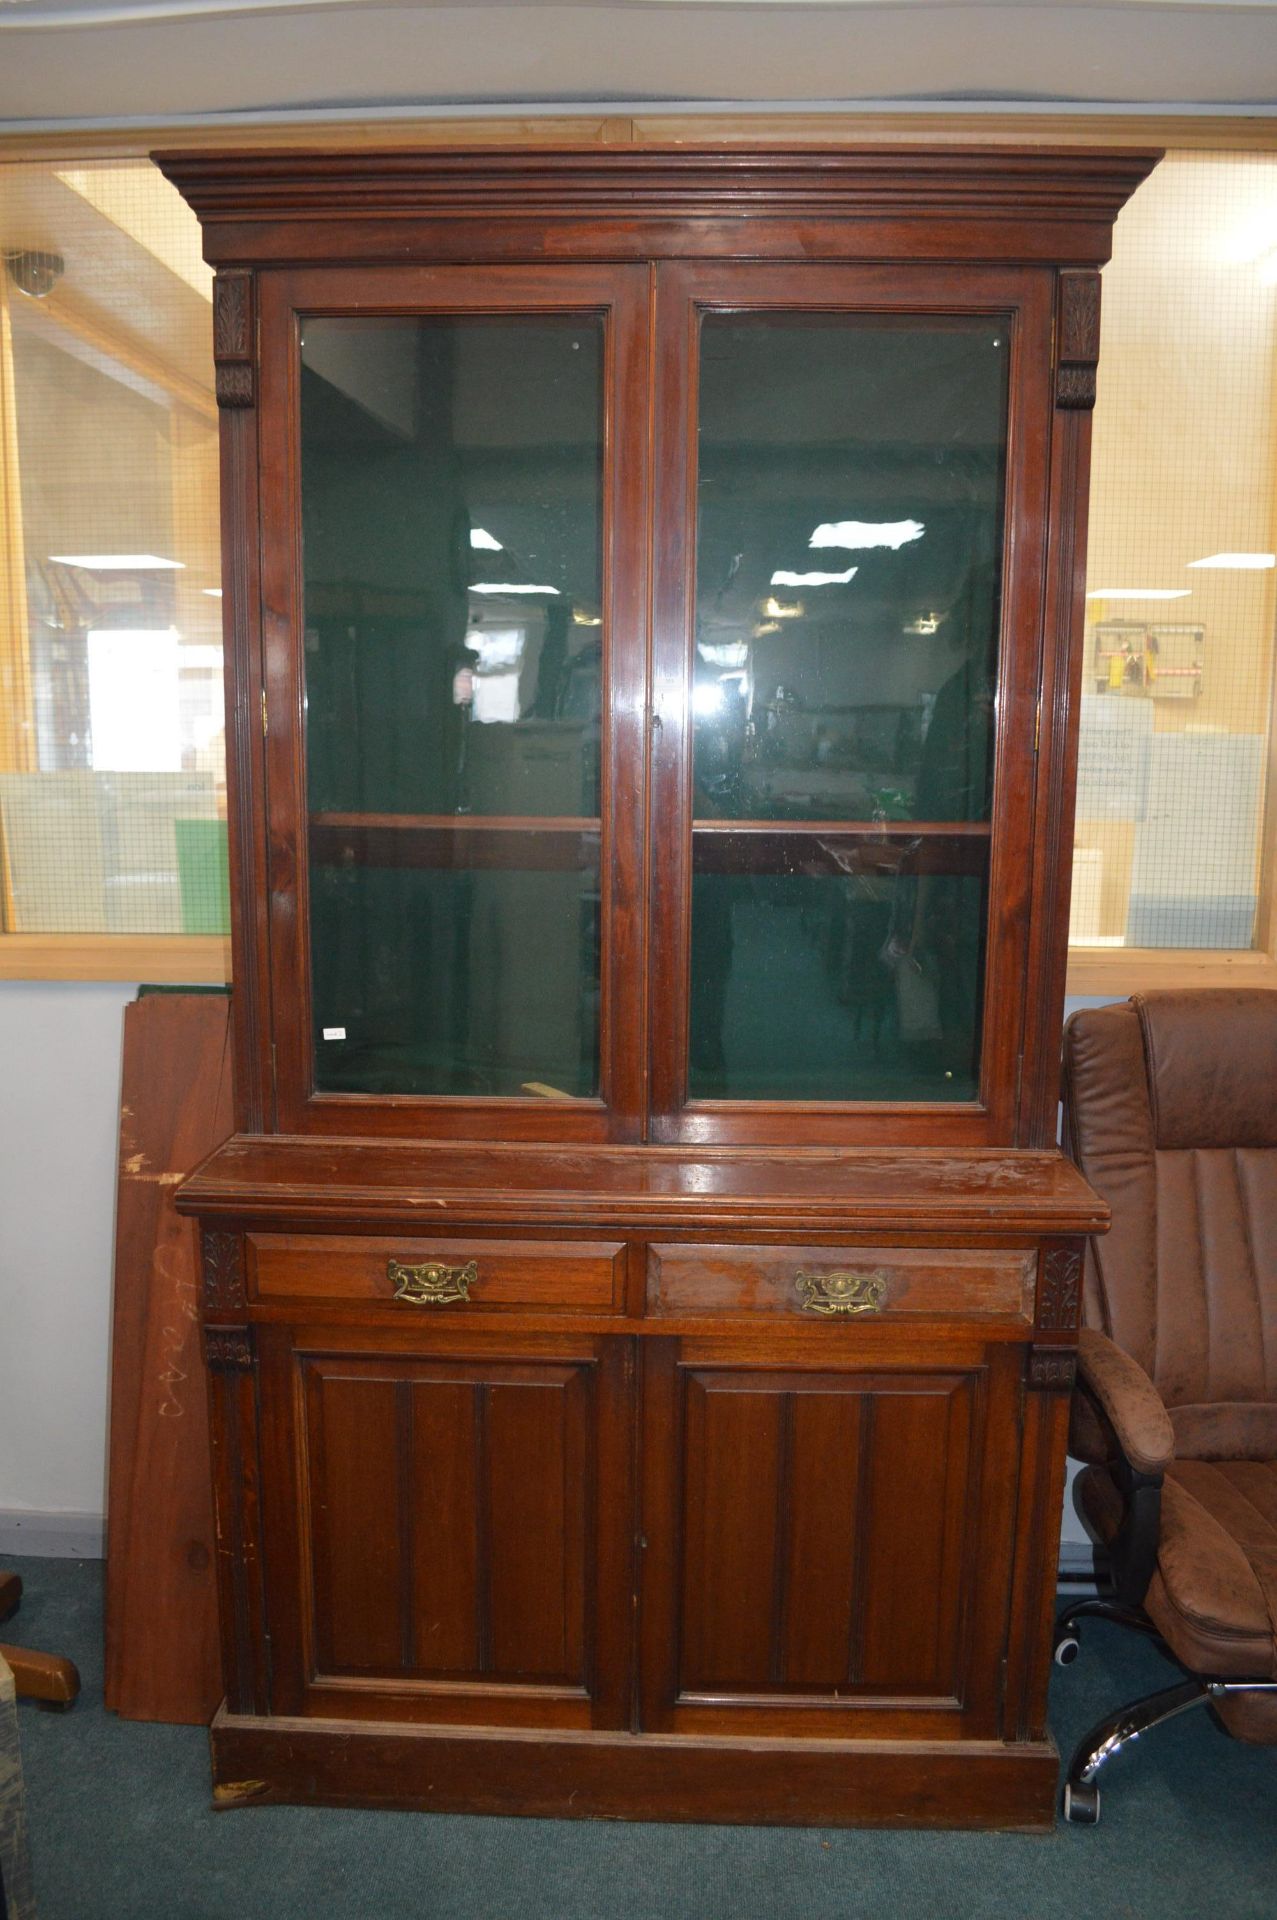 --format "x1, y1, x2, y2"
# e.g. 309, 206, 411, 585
771, 568, 857, 588
471, 583, 561, 596
809, 520, 924, 552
